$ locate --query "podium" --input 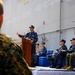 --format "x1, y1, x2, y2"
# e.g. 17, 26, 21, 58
22, 38, 32, 66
